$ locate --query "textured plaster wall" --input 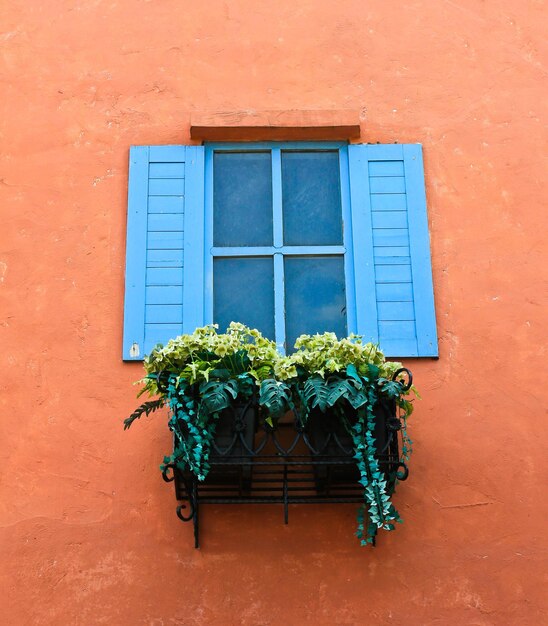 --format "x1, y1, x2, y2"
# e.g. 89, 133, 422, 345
1, 1, 546, 624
